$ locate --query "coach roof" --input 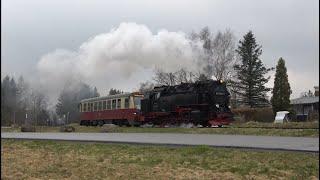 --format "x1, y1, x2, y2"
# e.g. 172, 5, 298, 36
80, 93, 132, 103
